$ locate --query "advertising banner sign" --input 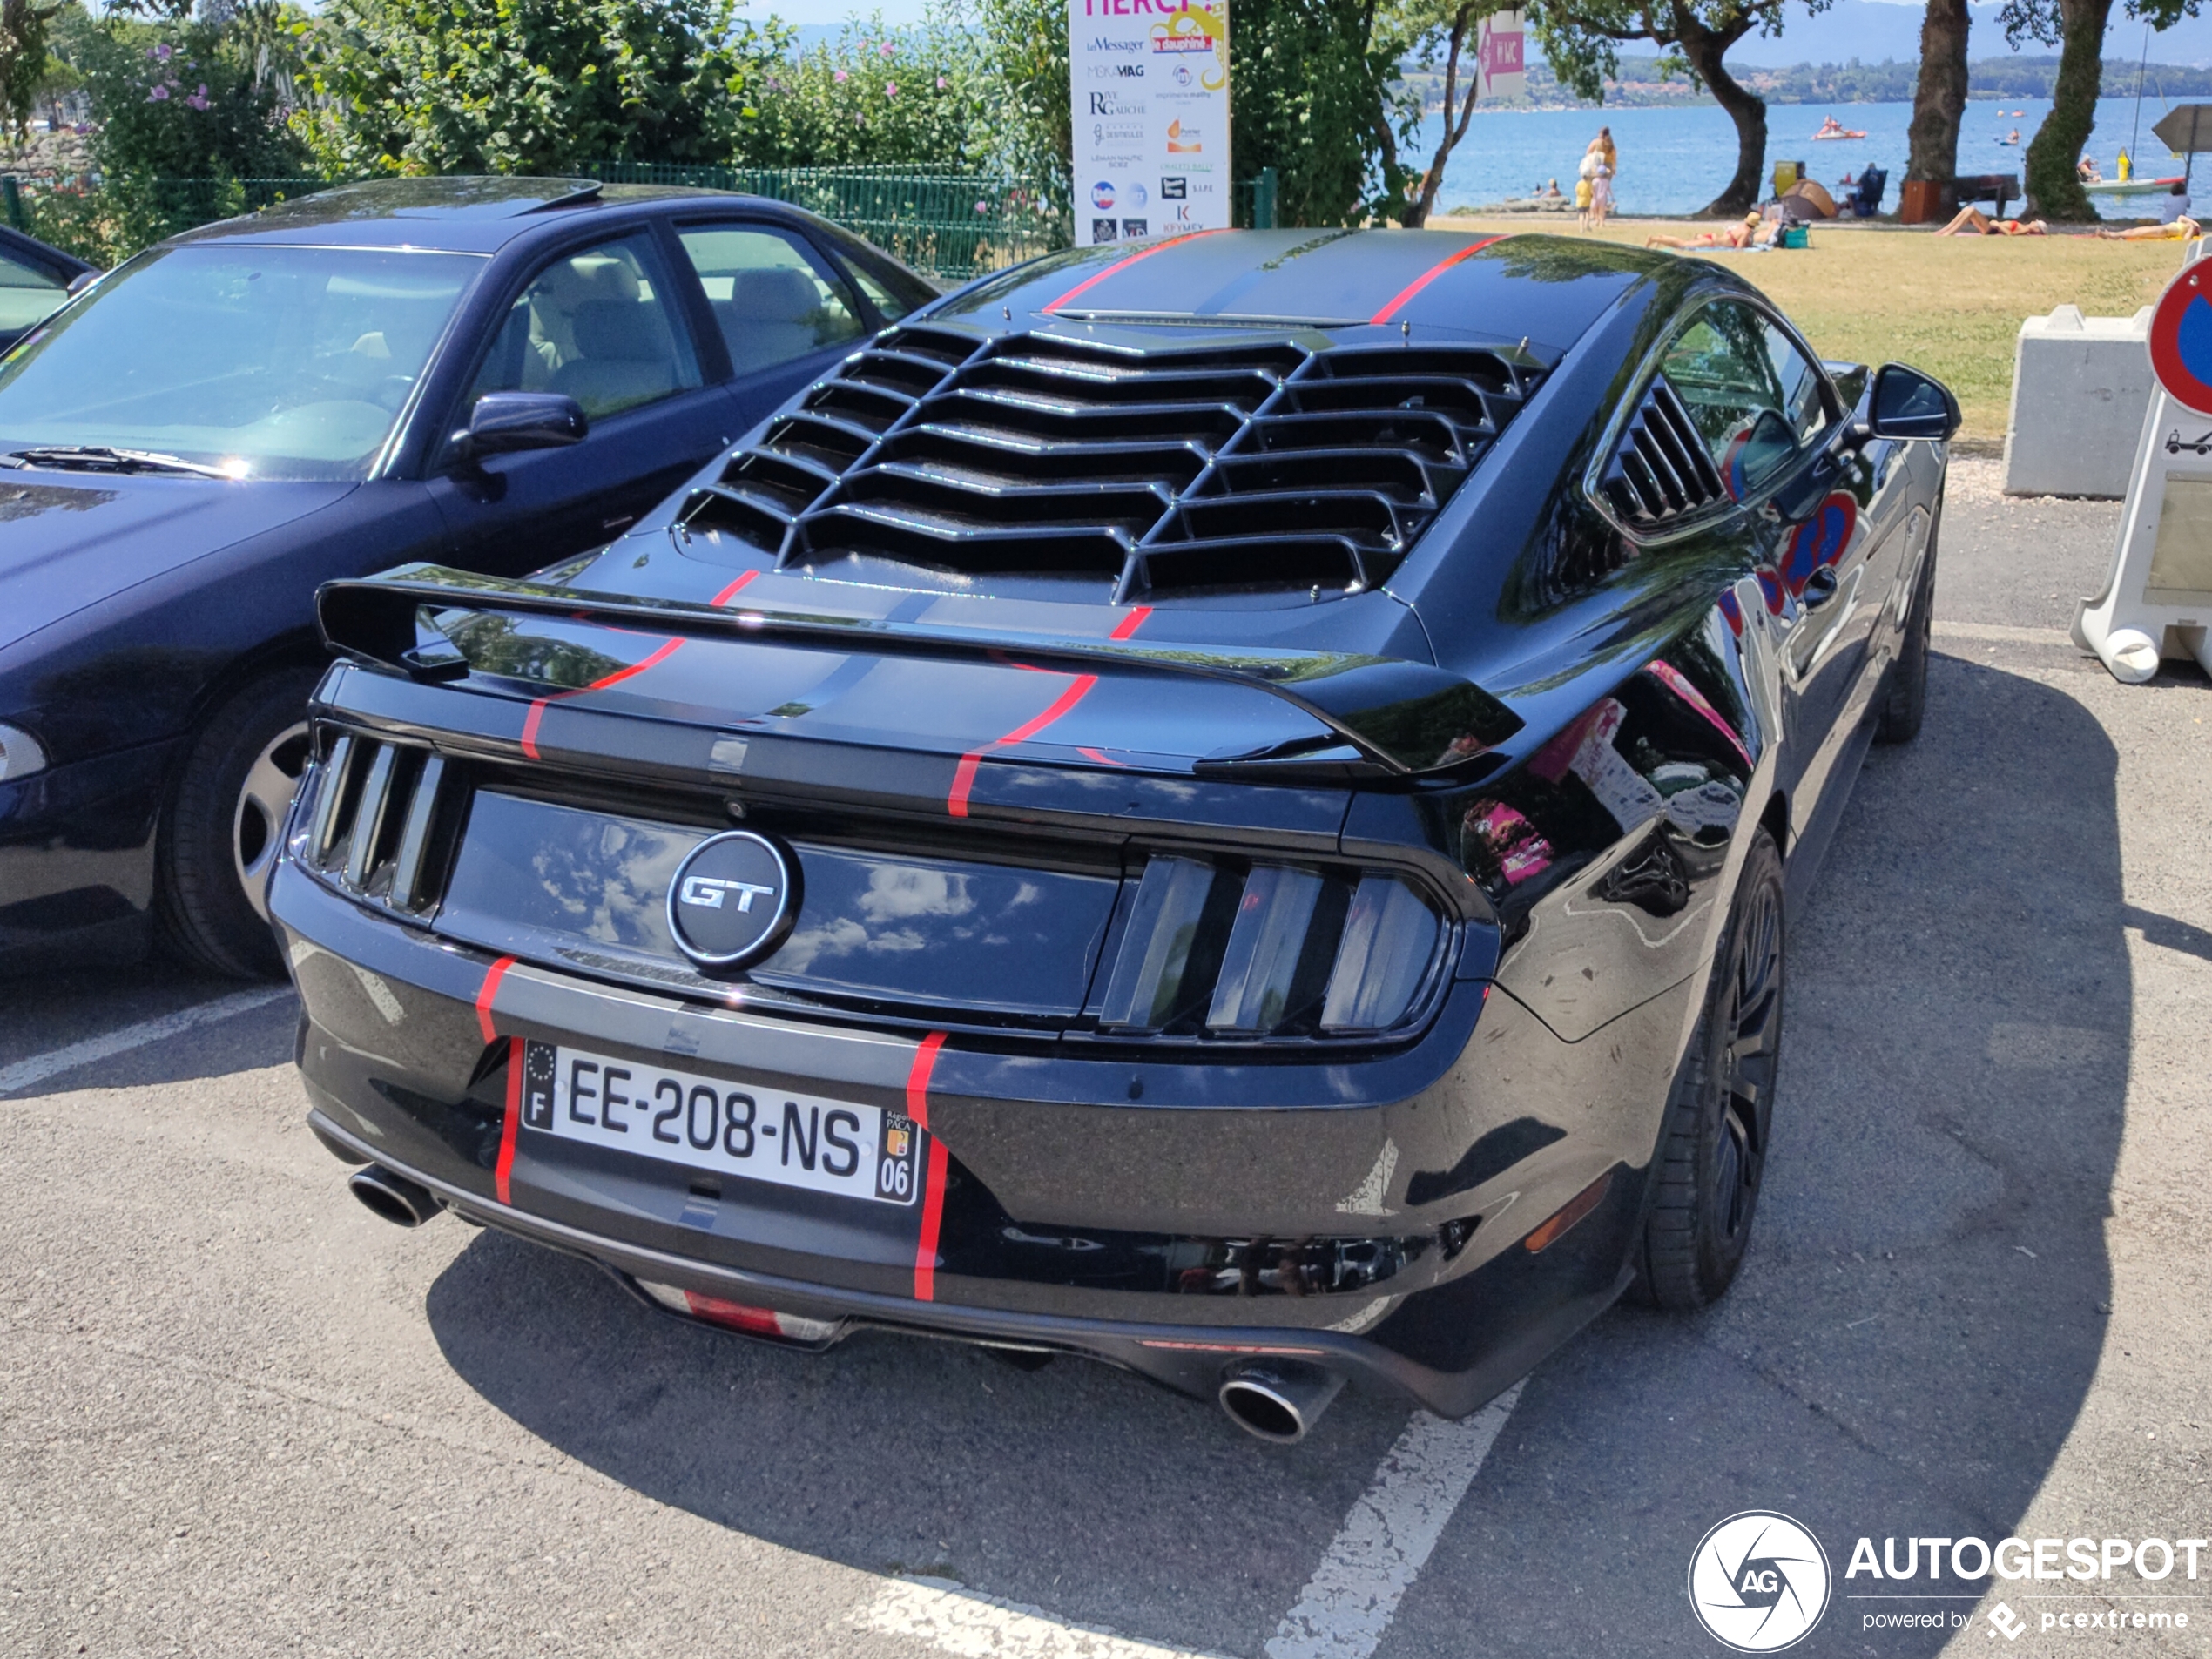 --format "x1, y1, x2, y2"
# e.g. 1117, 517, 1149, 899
1069, 0, 1231, 248
1477, 9, 1526, 102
